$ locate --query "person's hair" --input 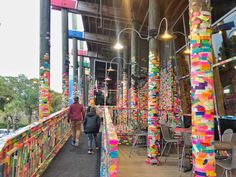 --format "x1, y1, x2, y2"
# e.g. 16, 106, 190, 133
90, 107, 96, 114
74, 96, 79, 101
